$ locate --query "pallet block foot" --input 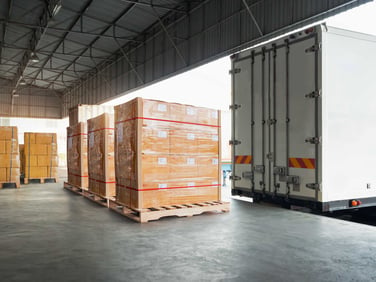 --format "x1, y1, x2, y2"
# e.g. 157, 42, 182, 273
109, 200, 230, 223
82, 189, 114, 207
0, 182, 21, 189
63, 182, 86, 195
